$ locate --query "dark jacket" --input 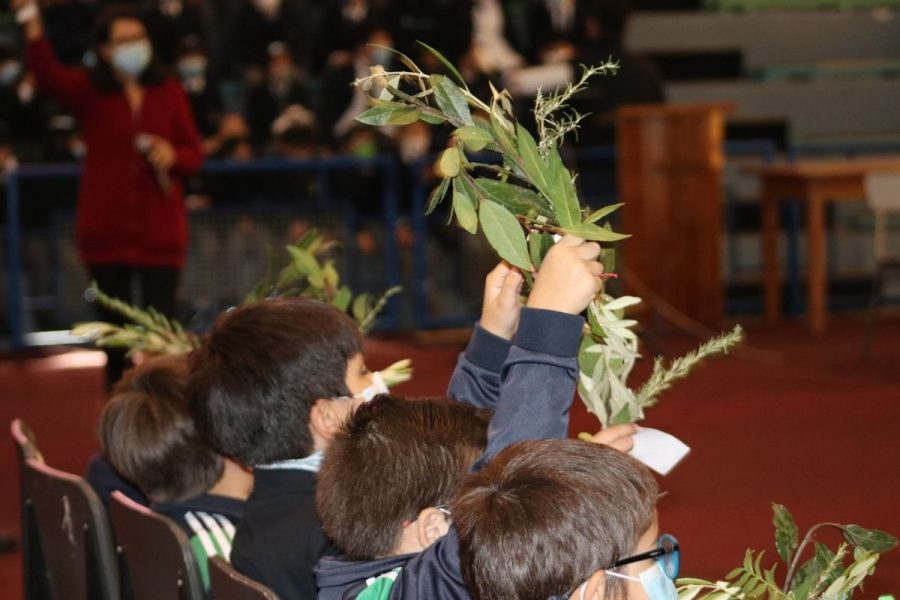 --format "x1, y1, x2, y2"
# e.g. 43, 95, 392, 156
316, 307, 584, 600
230, 319, 516, 600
